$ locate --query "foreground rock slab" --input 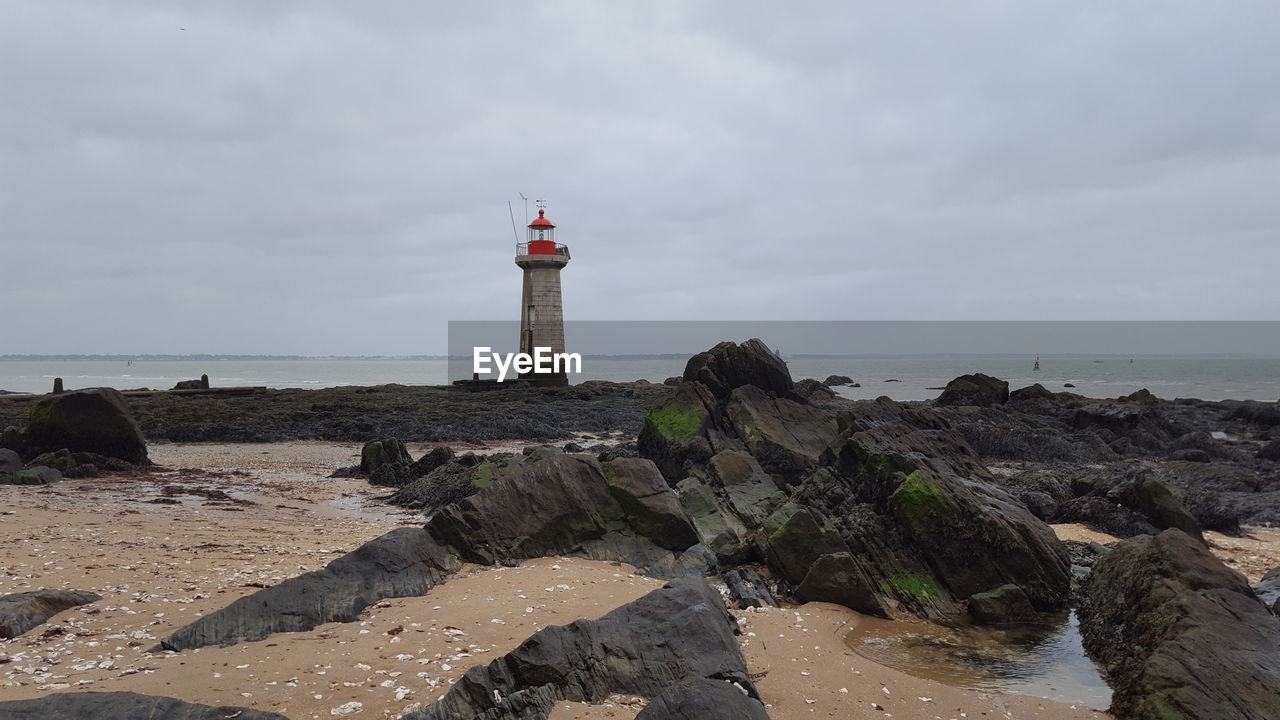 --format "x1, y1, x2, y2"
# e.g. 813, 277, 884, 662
156, 527, 458, 650
0, 589, 101, 639
0, 691, 288, 720
1079, 528, 1280, 720
634, 677, 769, 719
404, 578, 760, 720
